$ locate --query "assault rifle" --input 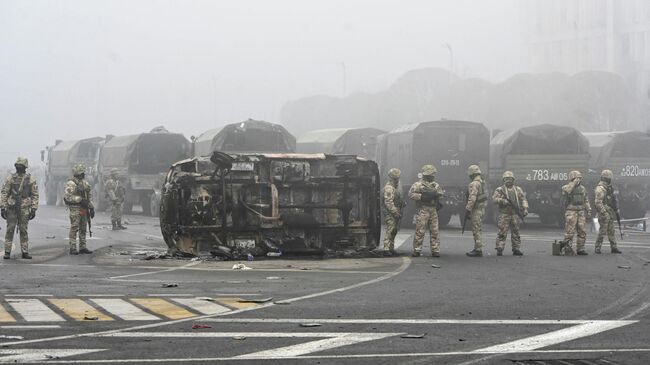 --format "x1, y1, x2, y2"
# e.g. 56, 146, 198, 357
461, 190, 473, 235
78, 183, 93, 237
498, 188, 525, 223
609, 186, 623, 239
